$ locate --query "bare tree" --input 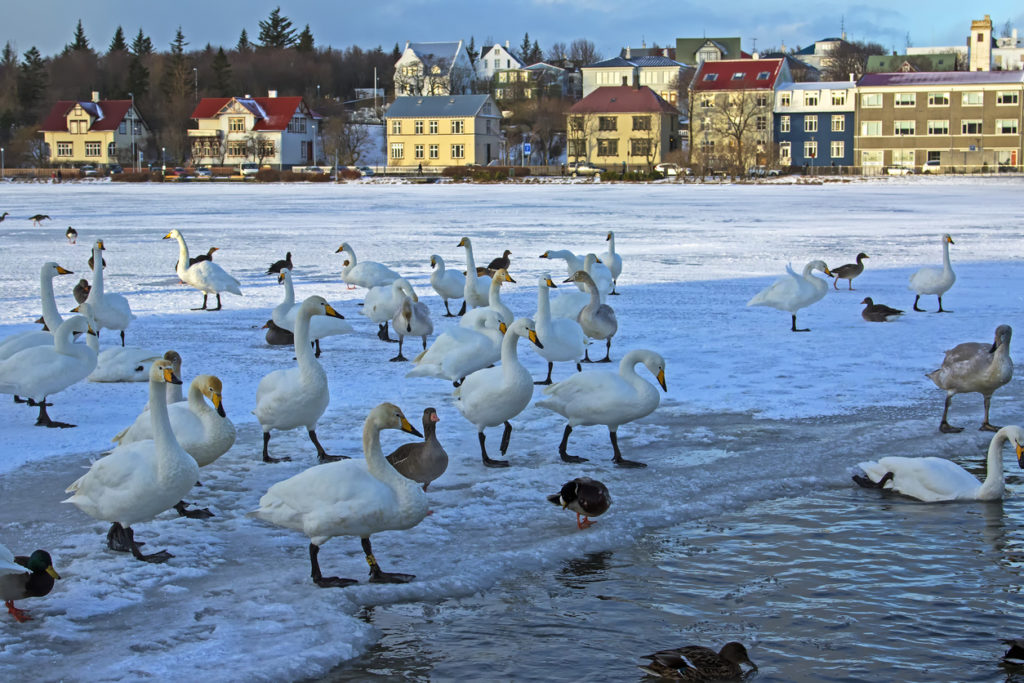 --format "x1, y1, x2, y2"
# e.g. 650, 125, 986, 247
699, 90, 771, 173
821, 40, 885, 81
245, 131, 274, 165
546, 42, 568, 65
627, 114, 660, 171
321, 114, 372, 165
569, 39, 601, 67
